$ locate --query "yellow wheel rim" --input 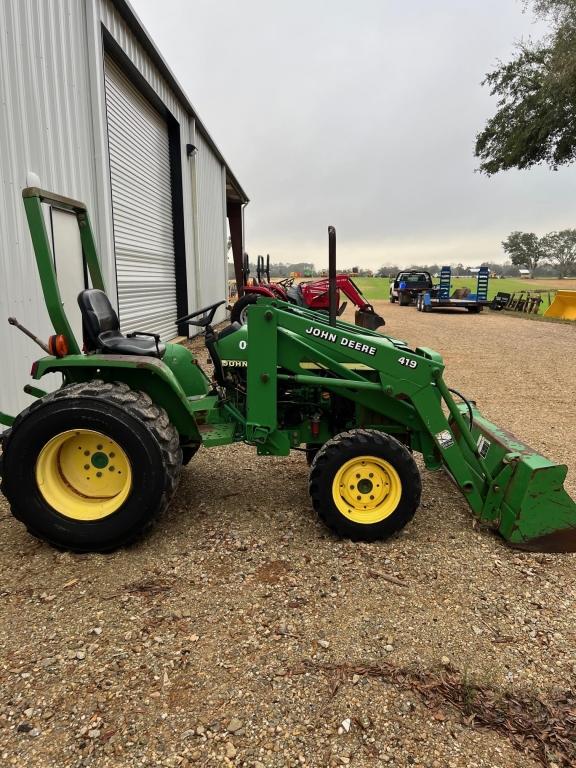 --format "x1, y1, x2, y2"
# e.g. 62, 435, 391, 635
35, 429, 132, 521
332, 455, 402, 524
